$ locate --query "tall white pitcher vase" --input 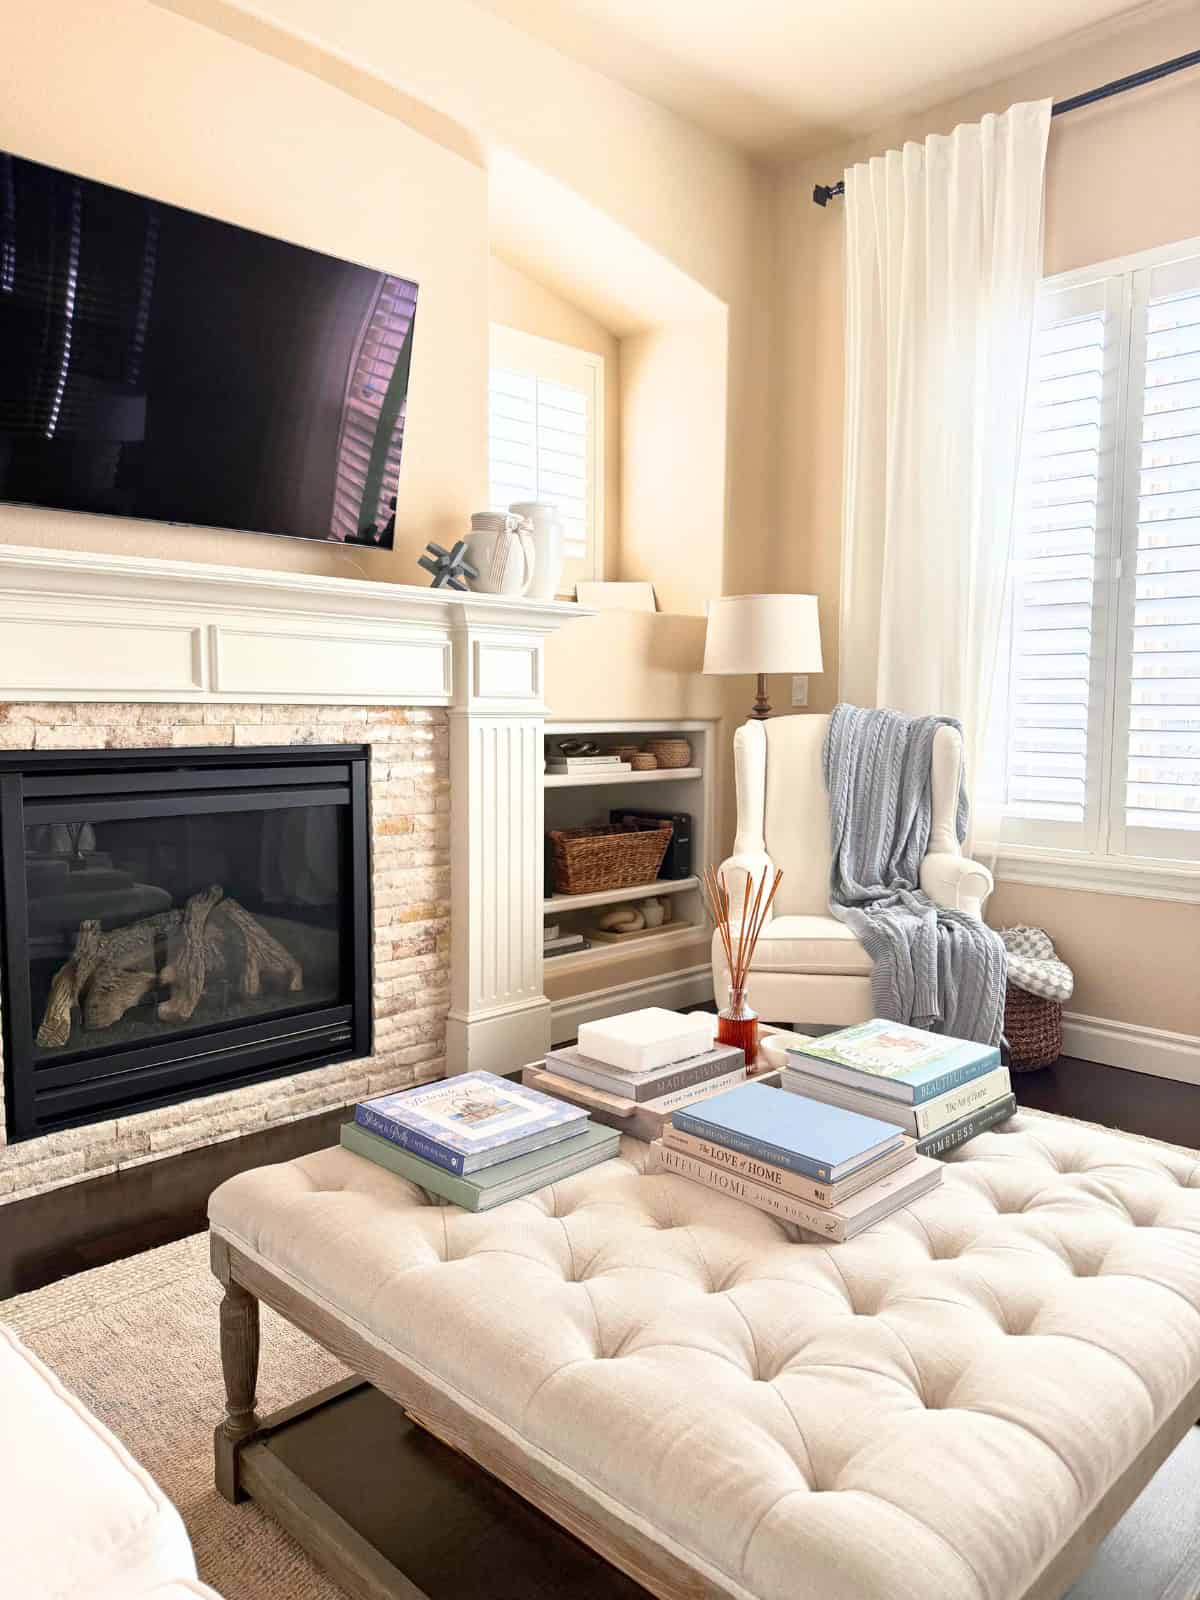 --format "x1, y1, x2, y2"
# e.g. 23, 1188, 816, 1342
509, 501, 565, 601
